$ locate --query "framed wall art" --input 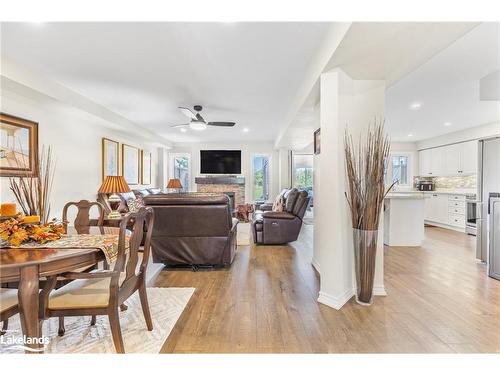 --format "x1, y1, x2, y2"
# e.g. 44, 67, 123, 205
121, 143, 140, 185
0, 113, 39, 177
102, 138, 119, 181
141, 150, 151, 185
